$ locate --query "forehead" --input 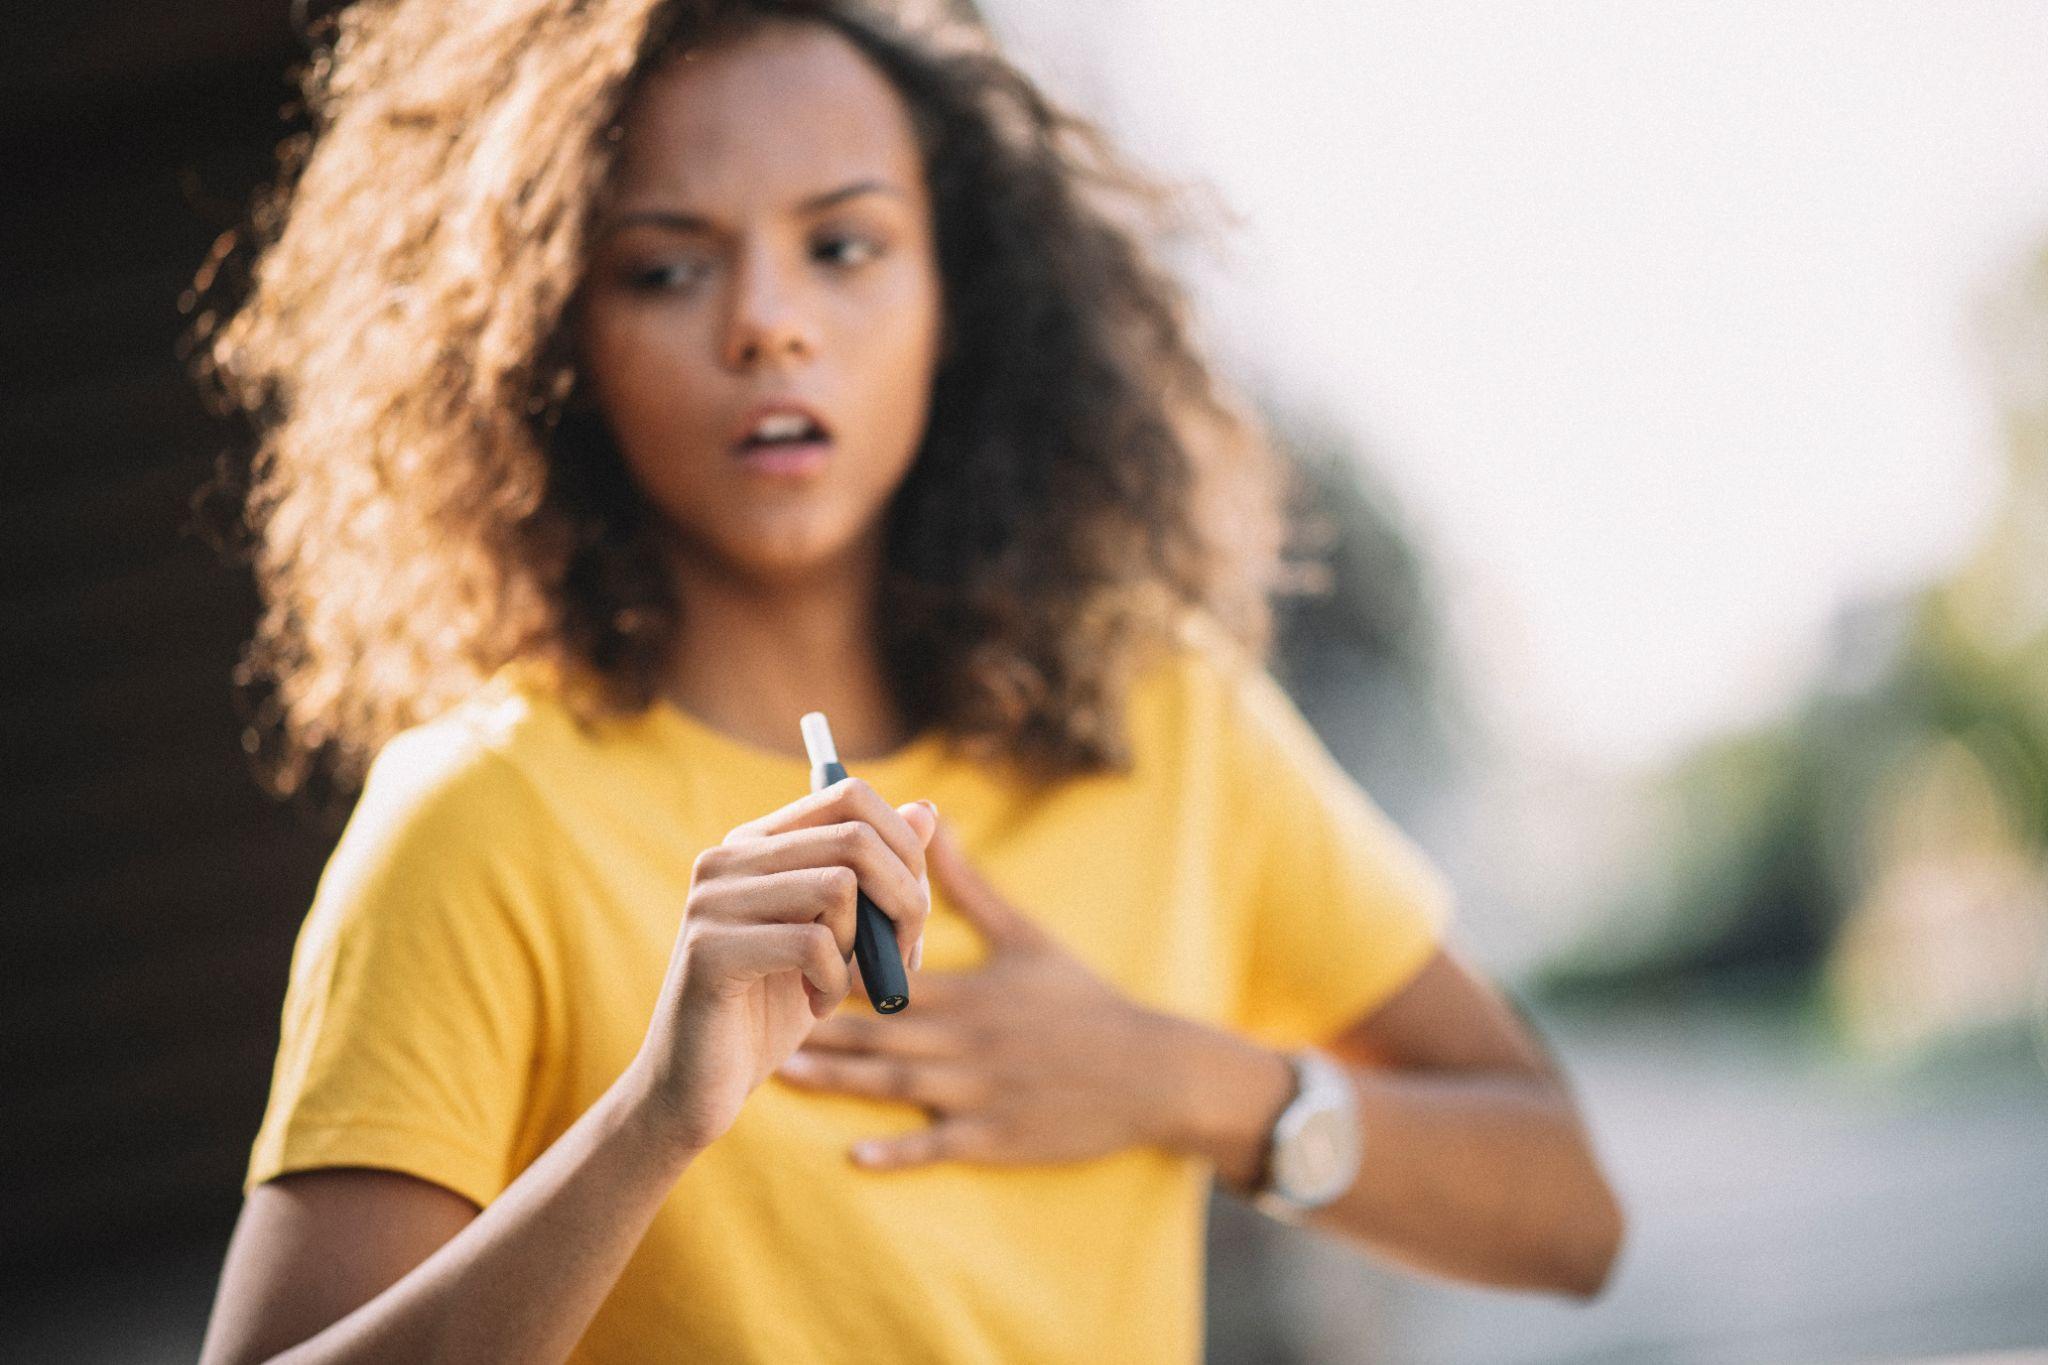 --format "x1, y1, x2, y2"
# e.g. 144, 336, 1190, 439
608, 21, 926, 211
